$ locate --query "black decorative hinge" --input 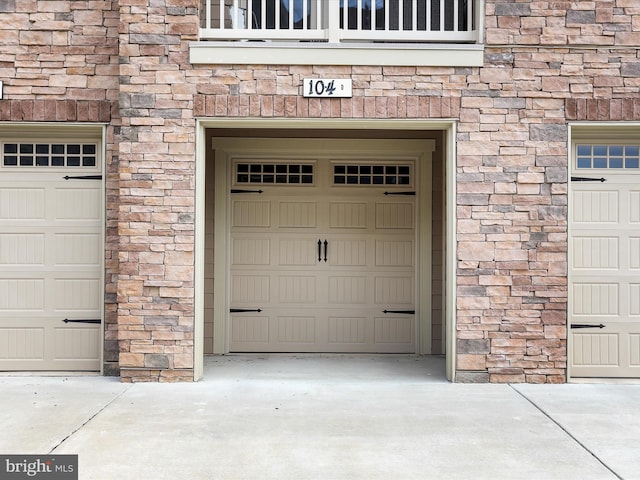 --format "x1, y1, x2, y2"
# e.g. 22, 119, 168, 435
384, 191, 416, 196
570, 177, 606, 182
571, 323, 606, 329
63, 175, 102, 180
63, 318, 101, 324
230, 308, 263, 313
383, 310, 415, 315
231, 189, 264, 194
